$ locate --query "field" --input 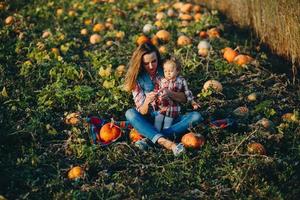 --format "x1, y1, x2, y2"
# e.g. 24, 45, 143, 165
0, 0, 299, 199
